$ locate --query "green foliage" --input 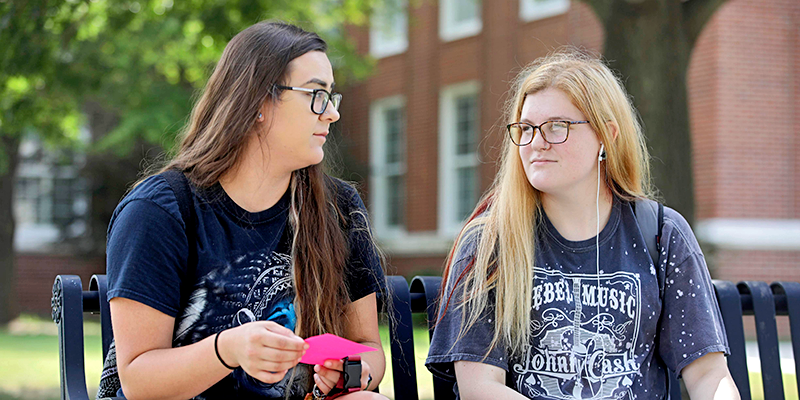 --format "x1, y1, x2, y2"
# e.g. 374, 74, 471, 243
52, 0, 377, 155
1, 0, 378, 159
0, 1, 83, 172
